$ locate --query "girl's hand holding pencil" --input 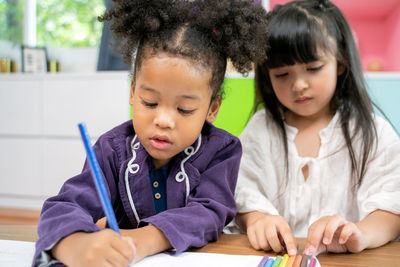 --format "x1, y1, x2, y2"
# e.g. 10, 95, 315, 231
52, 230, 136, 267
50, 123, 137, 267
